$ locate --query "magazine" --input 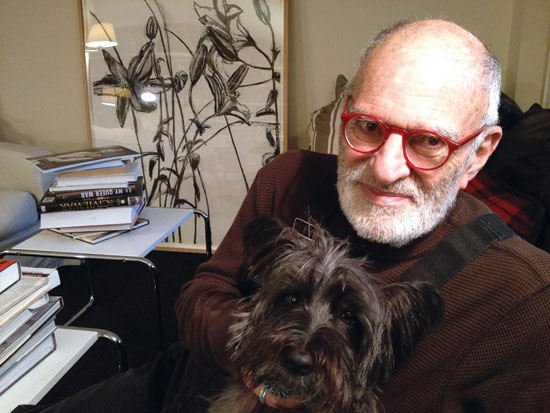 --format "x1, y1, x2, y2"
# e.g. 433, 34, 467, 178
27, 146, 140, 173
